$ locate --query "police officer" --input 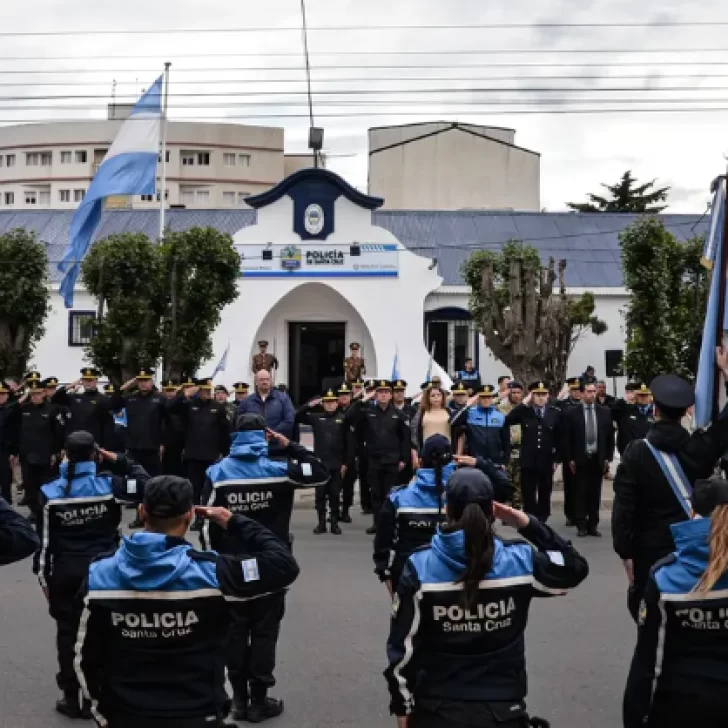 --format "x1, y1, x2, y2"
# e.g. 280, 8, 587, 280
613, 382, 654, 456
385, 468, 588, 728
103, 383, 128, 455
374, 434, 455, 596
448, 381, 470, 417
51, 367, 112, 446
505, 381, 562, 521
74, 476, 300, 728
392, 379, 417, 485
252, 340, 278, 376
43, 376, 60, 401
347, 380, 411, 535
34, 431, 150, 718
0, 496, 39, 566
199, 414, 327, 722
233, 382, 250, 405
623, 478, 728, 727
455, 358, 482, 393
451, 384, 510, 466
7, 378, 65, 519
295, 389, 347, 535
169, 377, 230, 529
115, 368, 169, 477
215, 385, 237, 426
344, 379, 375, 518
555, 376, 583, 526
613, 354, 728, 621
343, 341, 366, 384
497, 380, 524, 508
161, 378, 185, 476
336, 383, 356, 524
0, 379, 18, 503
